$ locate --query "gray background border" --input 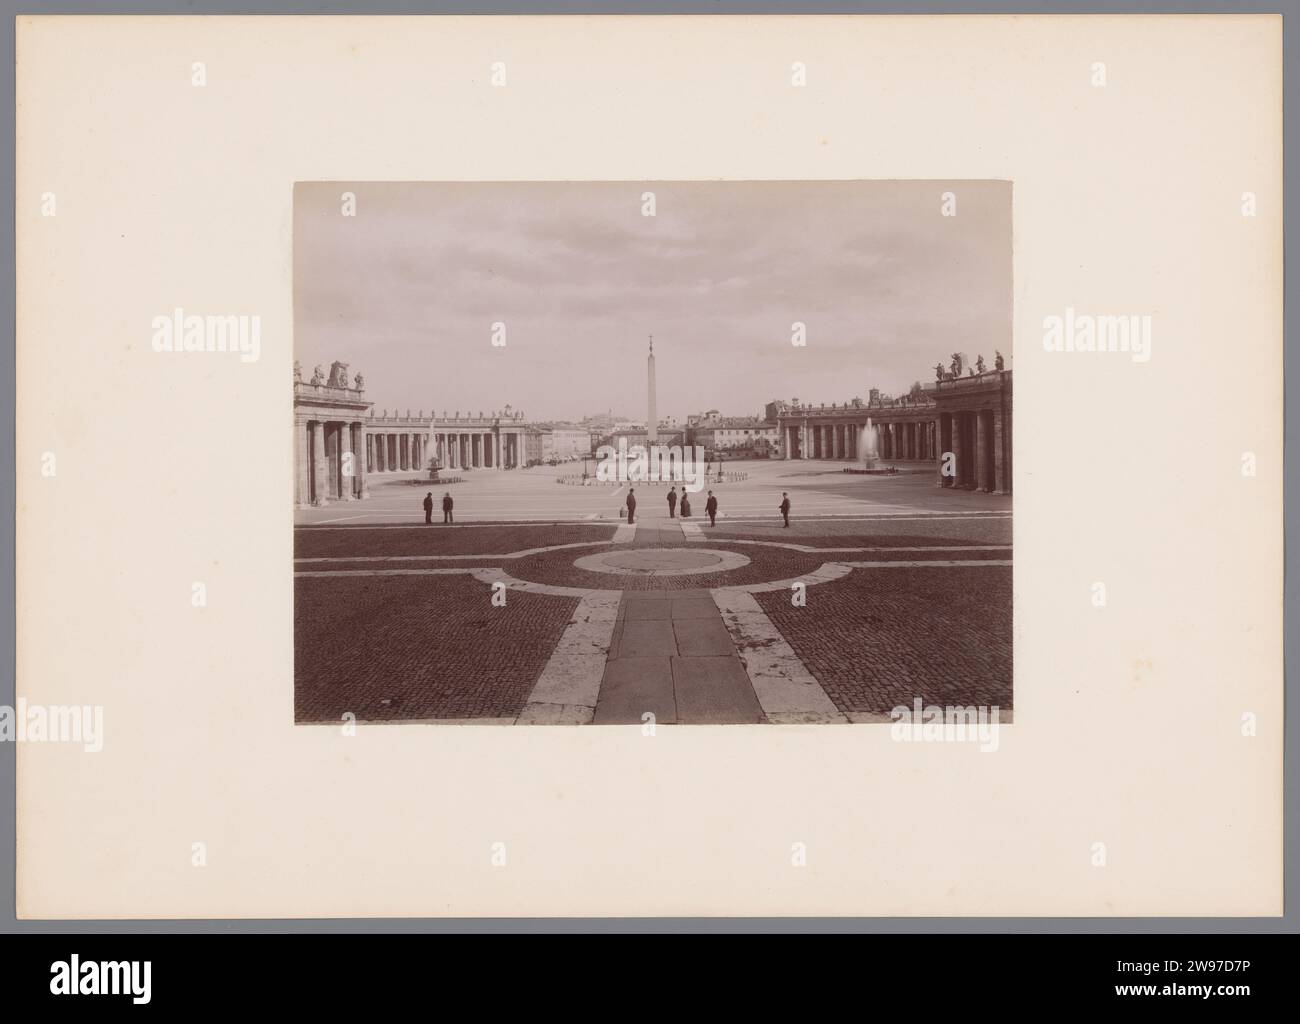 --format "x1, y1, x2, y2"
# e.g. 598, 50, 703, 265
2, 0, 1292, 934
